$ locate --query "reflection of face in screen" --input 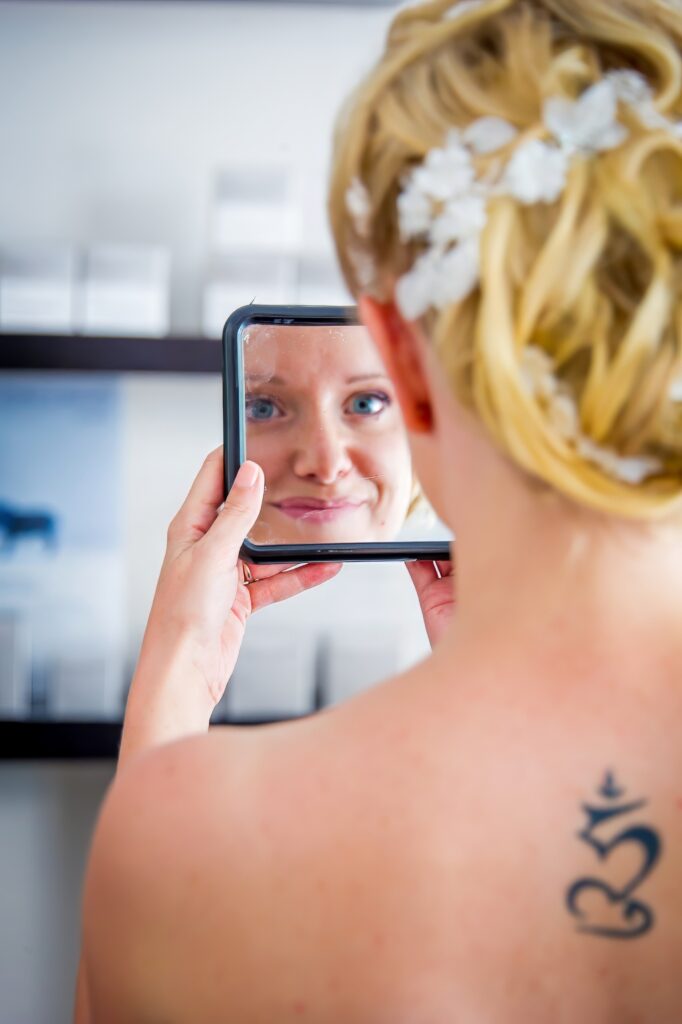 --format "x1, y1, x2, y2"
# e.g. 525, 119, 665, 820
244, 324, 413, 545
